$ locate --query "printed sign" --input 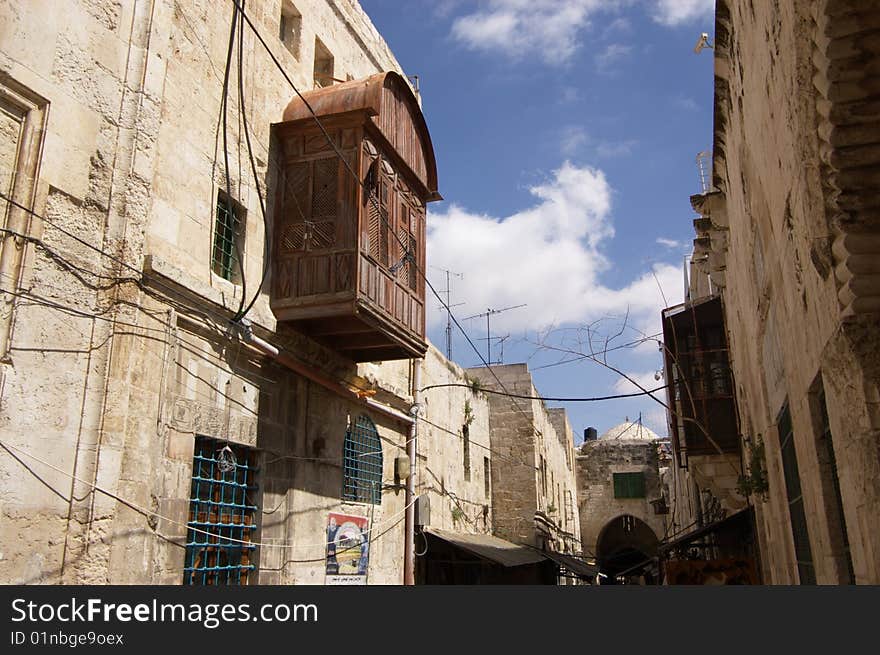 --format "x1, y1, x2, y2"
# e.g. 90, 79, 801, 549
325, 512, 370, 585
